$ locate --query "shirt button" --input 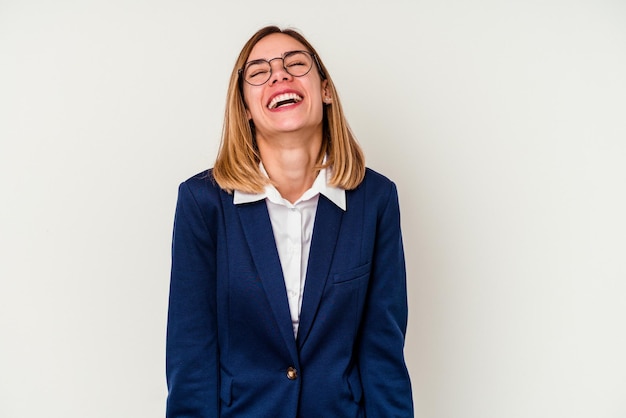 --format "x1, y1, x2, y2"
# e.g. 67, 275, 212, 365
286, 366, 298, 380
